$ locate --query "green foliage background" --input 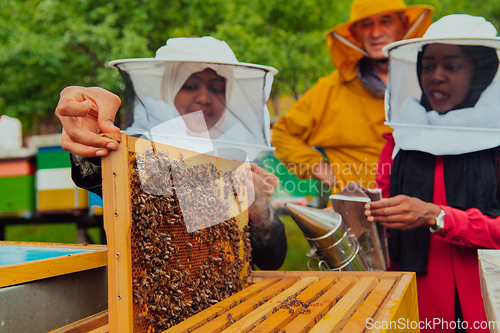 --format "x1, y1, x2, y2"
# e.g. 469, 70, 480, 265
1, 0, 500, 133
